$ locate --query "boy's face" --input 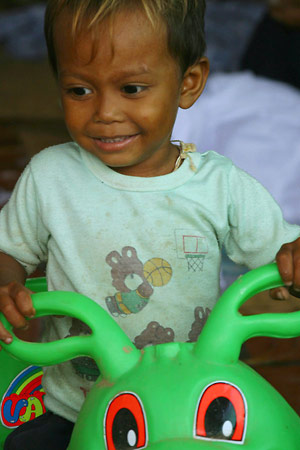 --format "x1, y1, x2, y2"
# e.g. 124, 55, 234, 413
53, 8, 206, 177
